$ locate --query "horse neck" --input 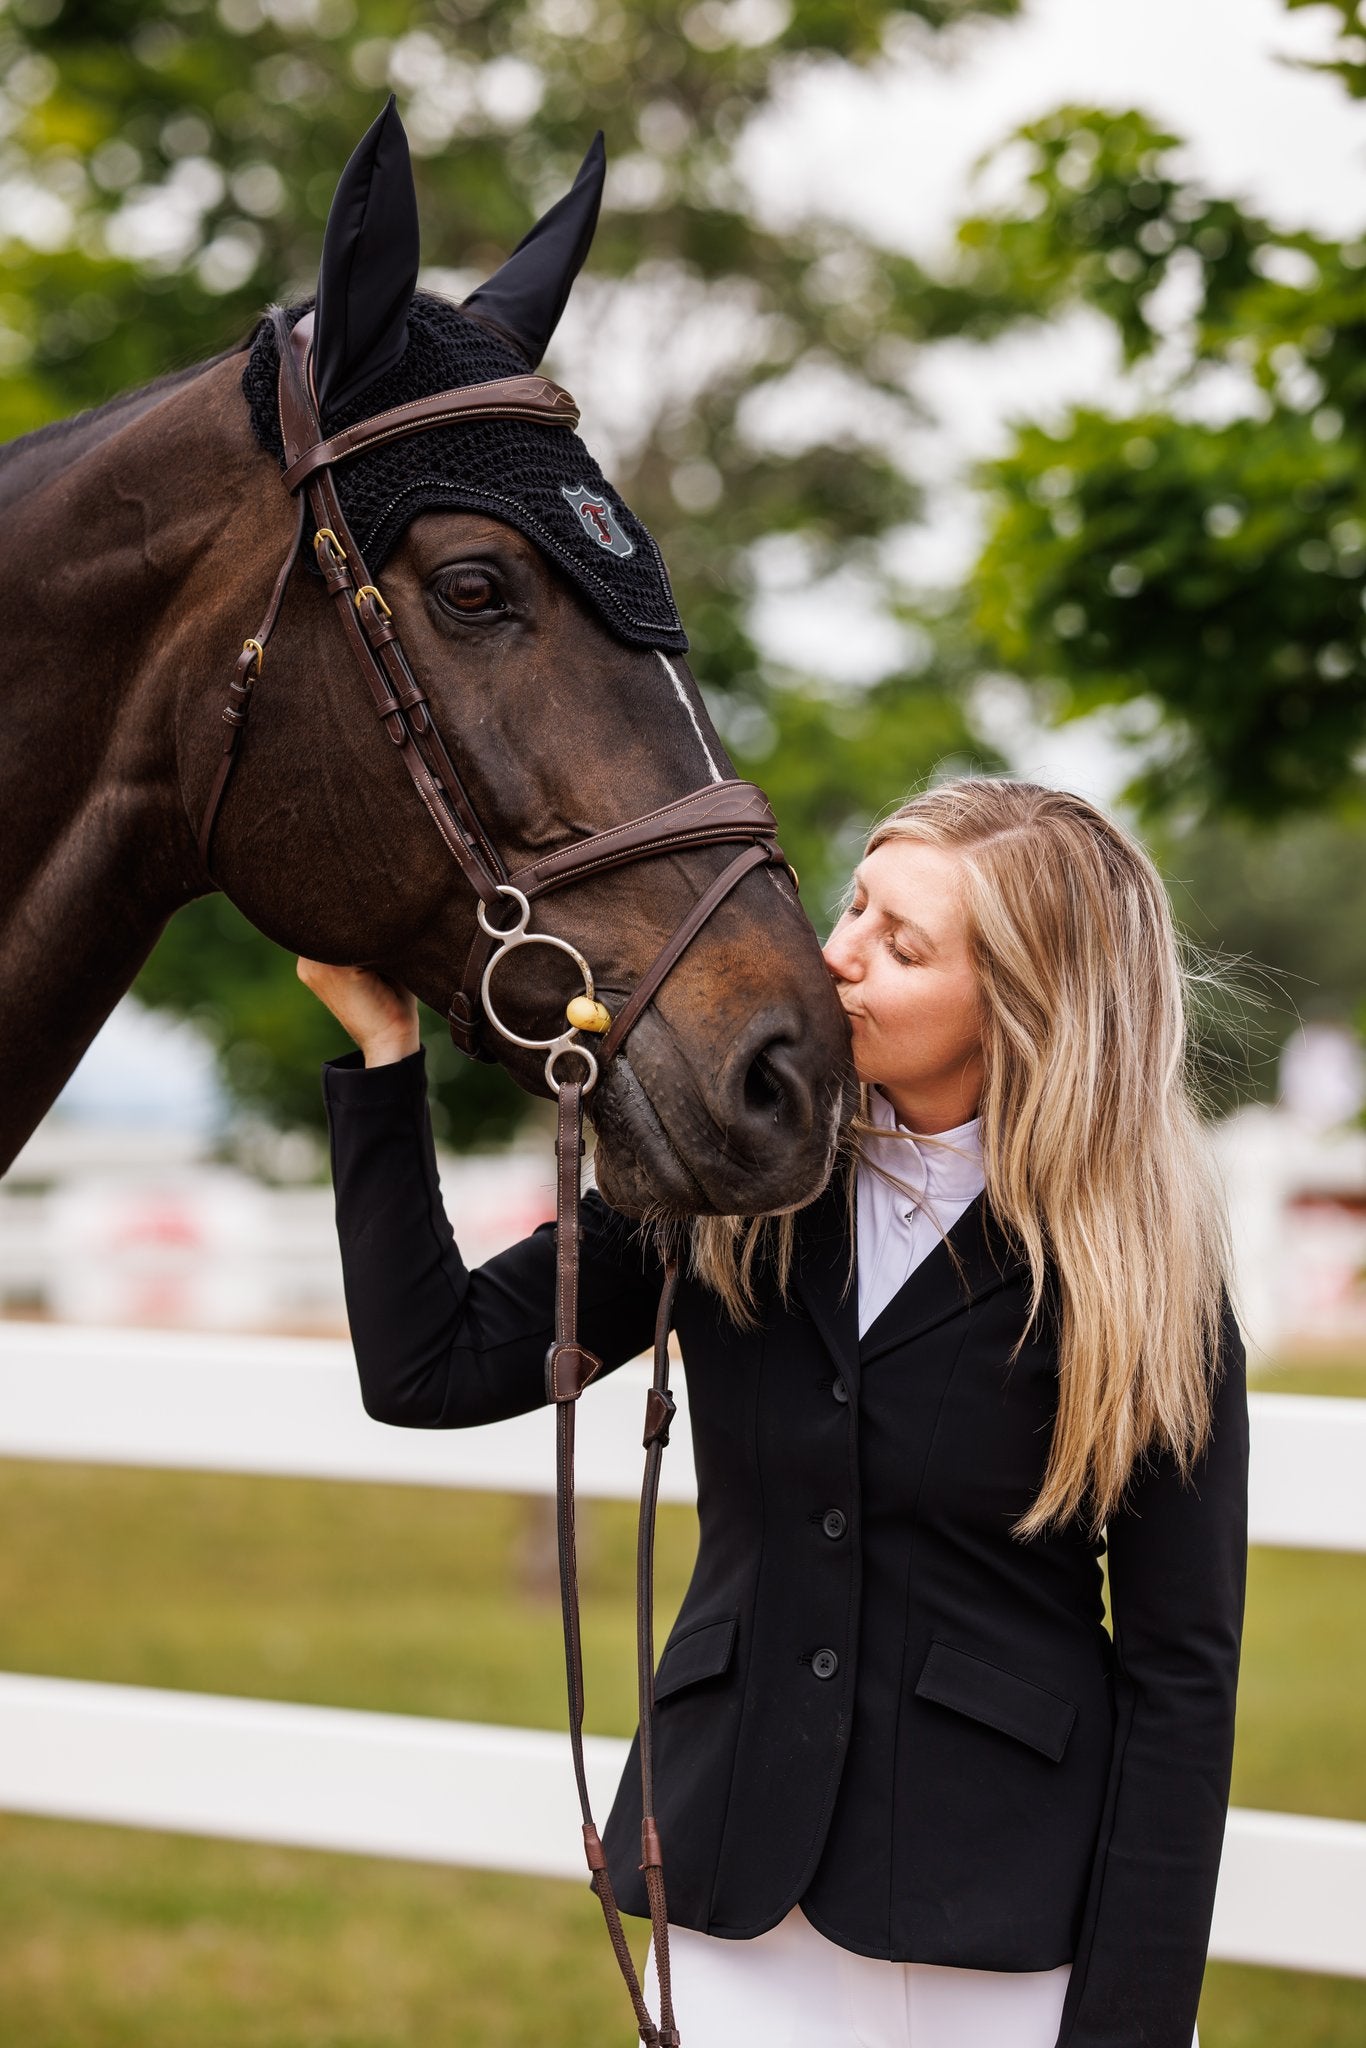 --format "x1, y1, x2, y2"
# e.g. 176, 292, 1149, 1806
0, 352, 260, 1168
0, 355, 224, 517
